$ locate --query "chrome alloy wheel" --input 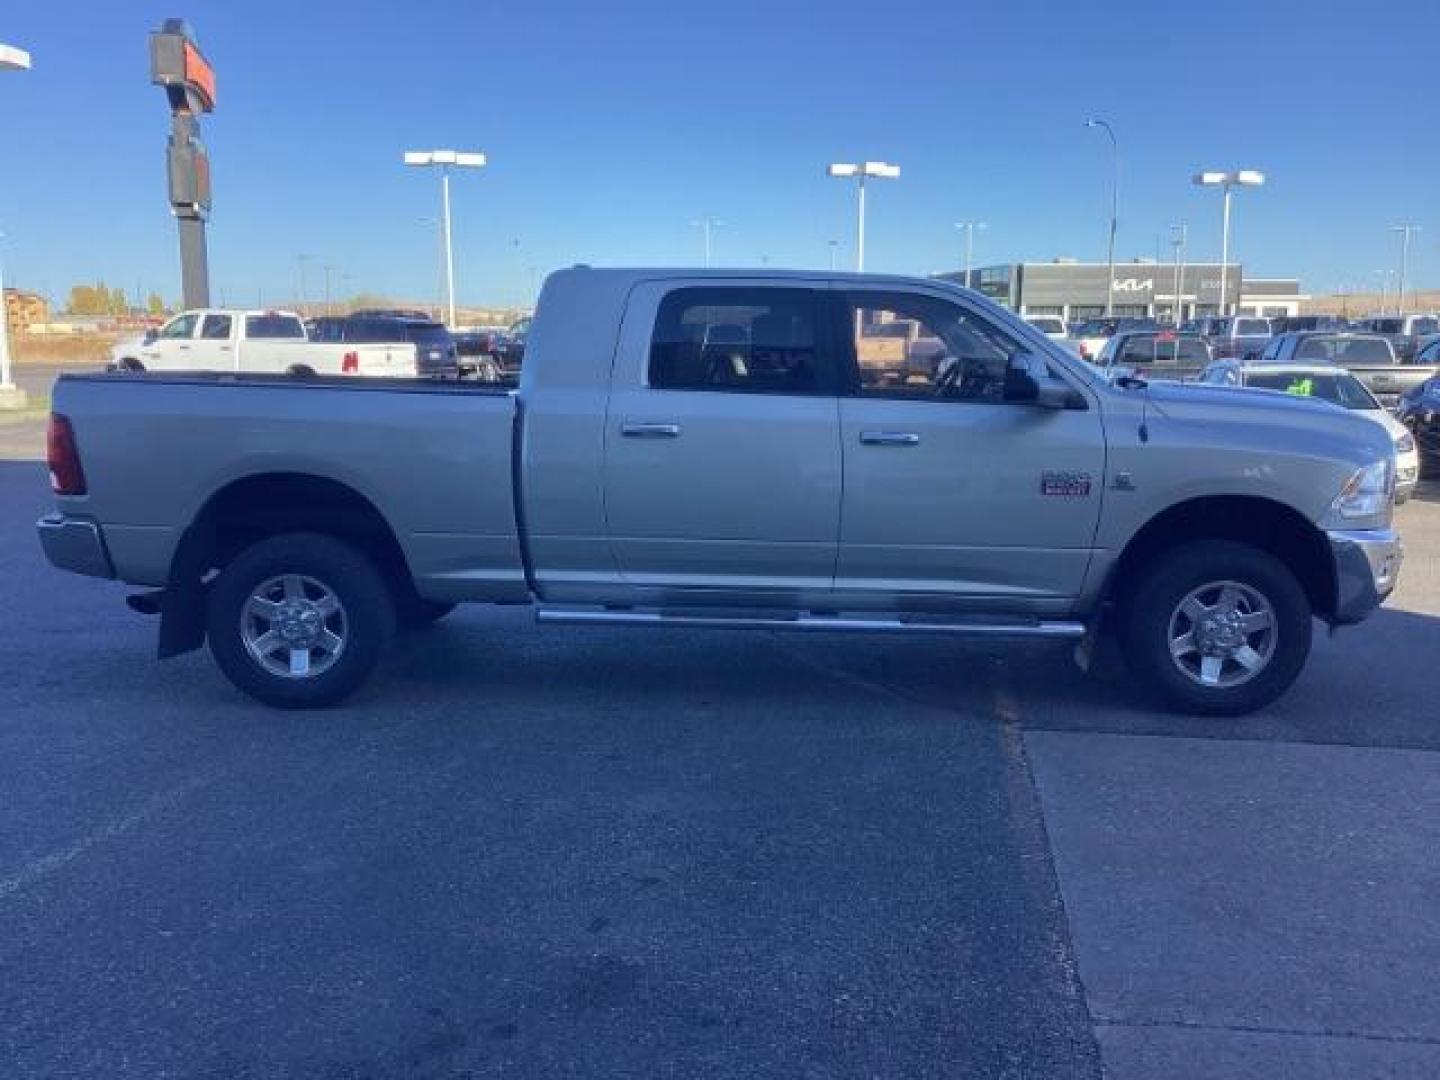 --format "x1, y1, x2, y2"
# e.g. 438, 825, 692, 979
1167, 580, 1277, 689
240, 574, 348, 679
